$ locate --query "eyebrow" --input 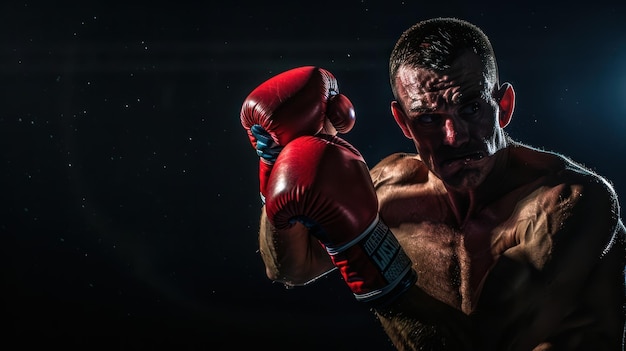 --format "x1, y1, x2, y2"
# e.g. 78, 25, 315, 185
409, 105, 437, 113
407, 91, 484, 114
456, 91, 482, 104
